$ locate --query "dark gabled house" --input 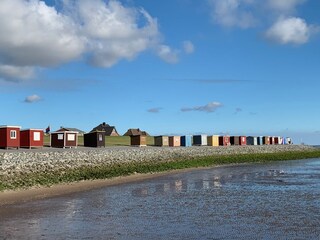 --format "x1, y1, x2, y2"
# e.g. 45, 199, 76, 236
91, 122, 119, 136
123, 128, 150, 137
